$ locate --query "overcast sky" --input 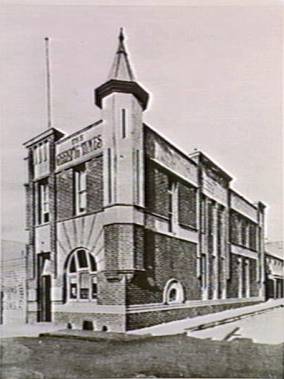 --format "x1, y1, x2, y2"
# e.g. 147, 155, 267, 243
0, 1, 283, 243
